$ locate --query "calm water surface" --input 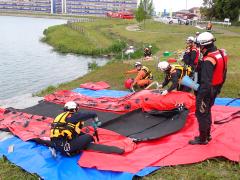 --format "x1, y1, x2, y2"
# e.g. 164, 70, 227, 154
0, 16, 107, 100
